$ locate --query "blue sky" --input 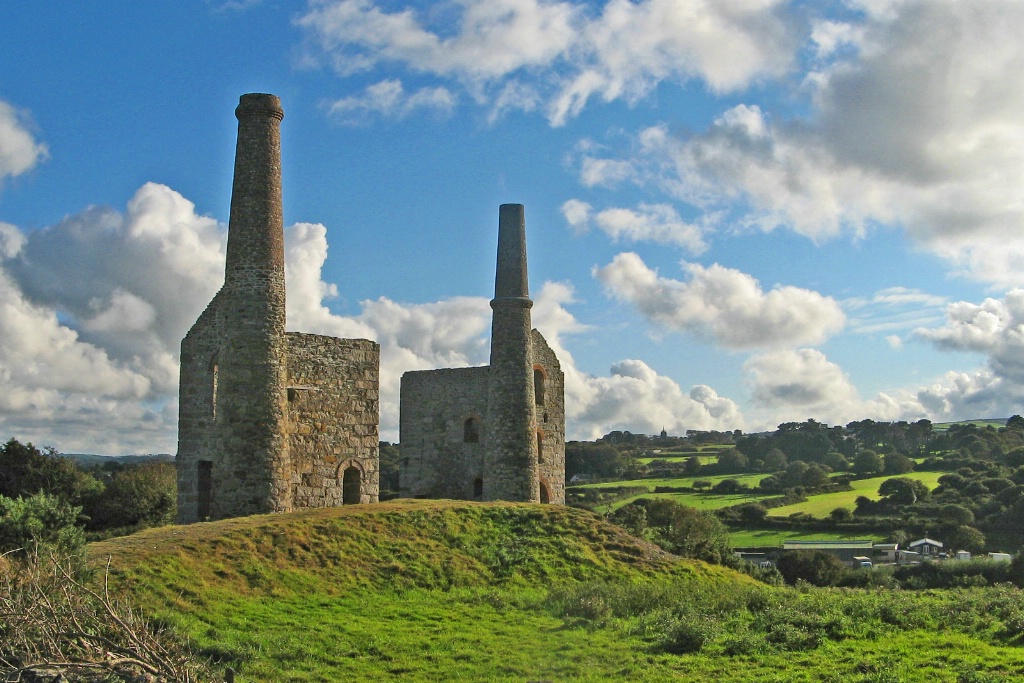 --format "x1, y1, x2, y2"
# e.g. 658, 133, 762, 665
2, 0, 1023, 454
